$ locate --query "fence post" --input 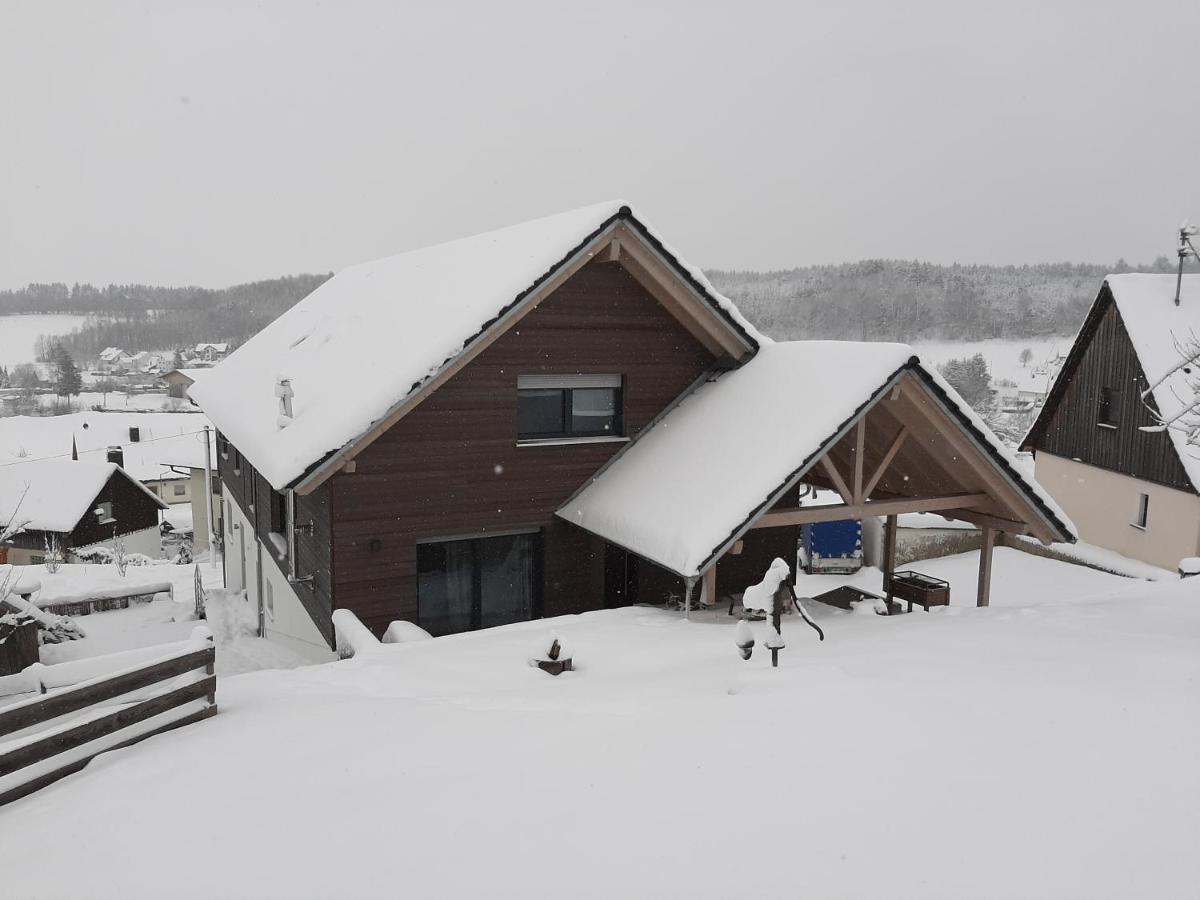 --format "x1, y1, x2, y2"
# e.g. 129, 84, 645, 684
193, 565, 206, 620
191, 626, 216, 705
